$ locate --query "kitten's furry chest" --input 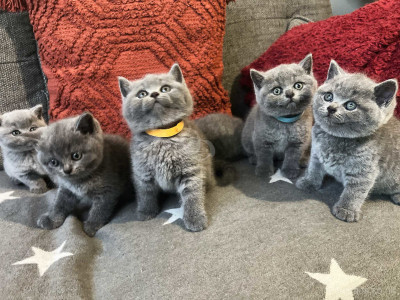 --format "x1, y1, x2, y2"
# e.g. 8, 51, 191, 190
134, 130, 207, 192
3, 148, 45, 177
313, 125, 376, 182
